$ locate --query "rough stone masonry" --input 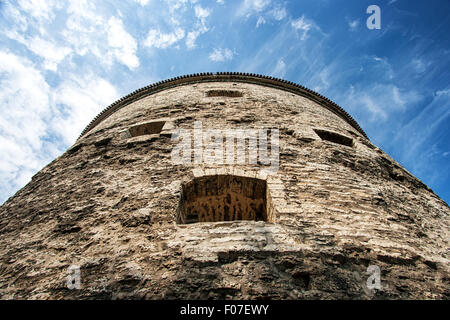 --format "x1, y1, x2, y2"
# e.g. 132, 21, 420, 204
0, 73, 448, 299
